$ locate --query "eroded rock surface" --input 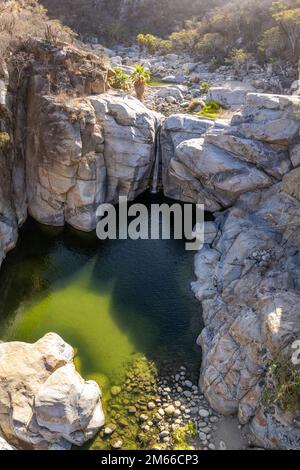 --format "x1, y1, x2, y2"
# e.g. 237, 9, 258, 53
0, 333, 104, 450
1, 48, 300, 452
26, 88, 159, 231
190, 93, 300, 448
207, 86, 253, 108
